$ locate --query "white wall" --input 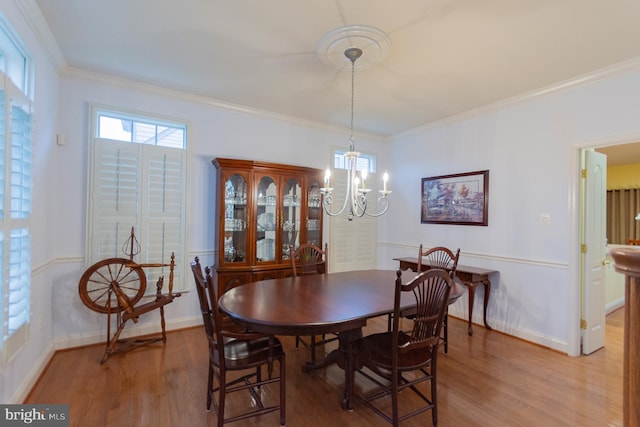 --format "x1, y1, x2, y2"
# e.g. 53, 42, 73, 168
380, 63, 640, 354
